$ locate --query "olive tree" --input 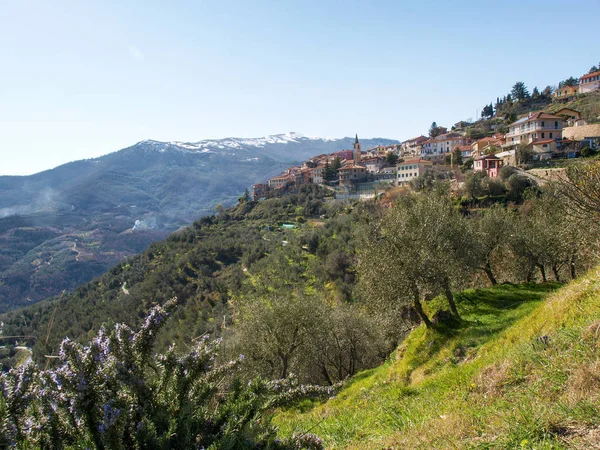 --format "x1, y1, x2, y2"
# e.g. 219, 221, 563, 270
467, 204, 515, 285
557, 161, 600, 221
231, 292, 325, 381
512, 192, 582, 282
358, 193, 469, 327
